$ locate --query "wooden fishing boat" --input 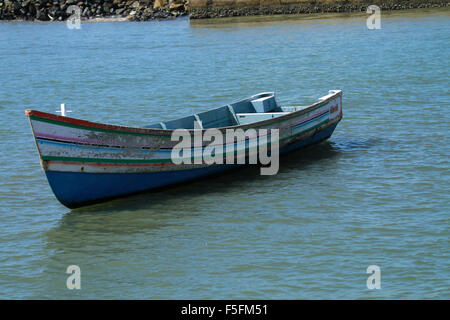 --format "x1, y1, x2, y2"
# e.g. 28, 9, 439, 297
25, 90, 343, 208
